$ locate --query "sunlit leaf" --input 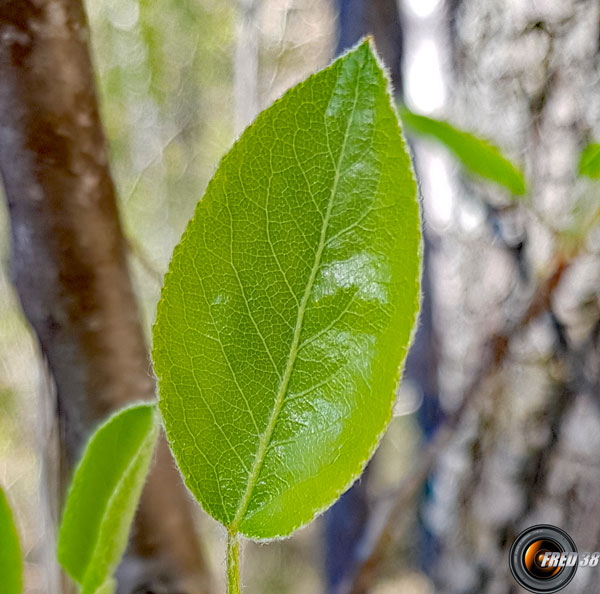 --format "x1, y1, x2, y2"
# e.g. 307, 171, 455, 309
0, 485, 22, 594
578, 143, 600, 178
153, 40, 421, 539
400, 106, 527, 195
58, 404, 159, 594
